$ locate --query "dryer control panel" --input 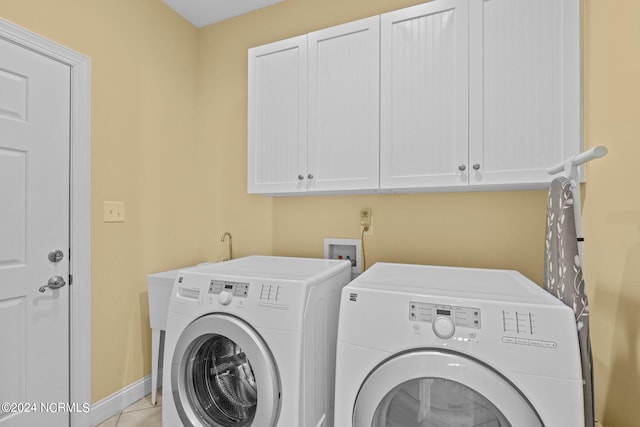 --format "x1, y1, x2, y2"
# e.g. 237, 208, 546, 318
409, 302, 481, 329
208, 280, 249, 297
